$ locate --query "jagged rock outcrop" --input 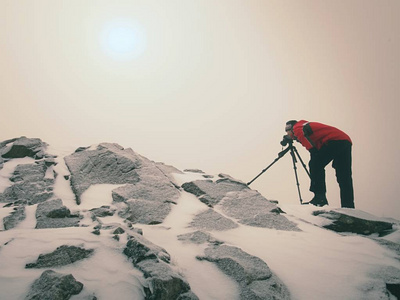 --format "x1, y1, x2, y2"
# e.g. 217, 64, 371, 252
64, 143, 142, 204
26, 245, 94, 269
35, 199, 81, 229
25, 270, 83, 300
123, 232, 199, 300
0, 161, 54, 205
198, 244, 291, 300
64, 143, 180, 225
3, 206, 26, 230
183, 178, 299, 231
313, 209, 394, 236
181, 177, 248, 207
